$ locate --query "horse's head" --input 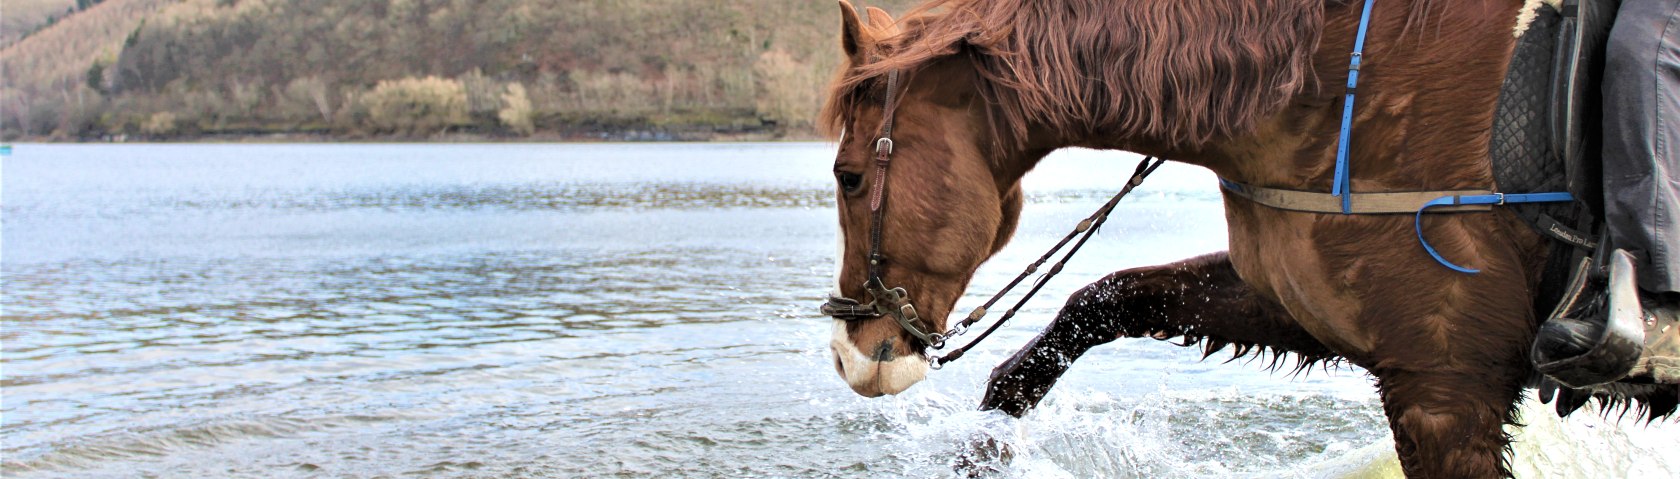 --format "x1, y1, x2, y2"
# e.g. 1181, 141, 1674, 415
819, 1, 1033, 397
